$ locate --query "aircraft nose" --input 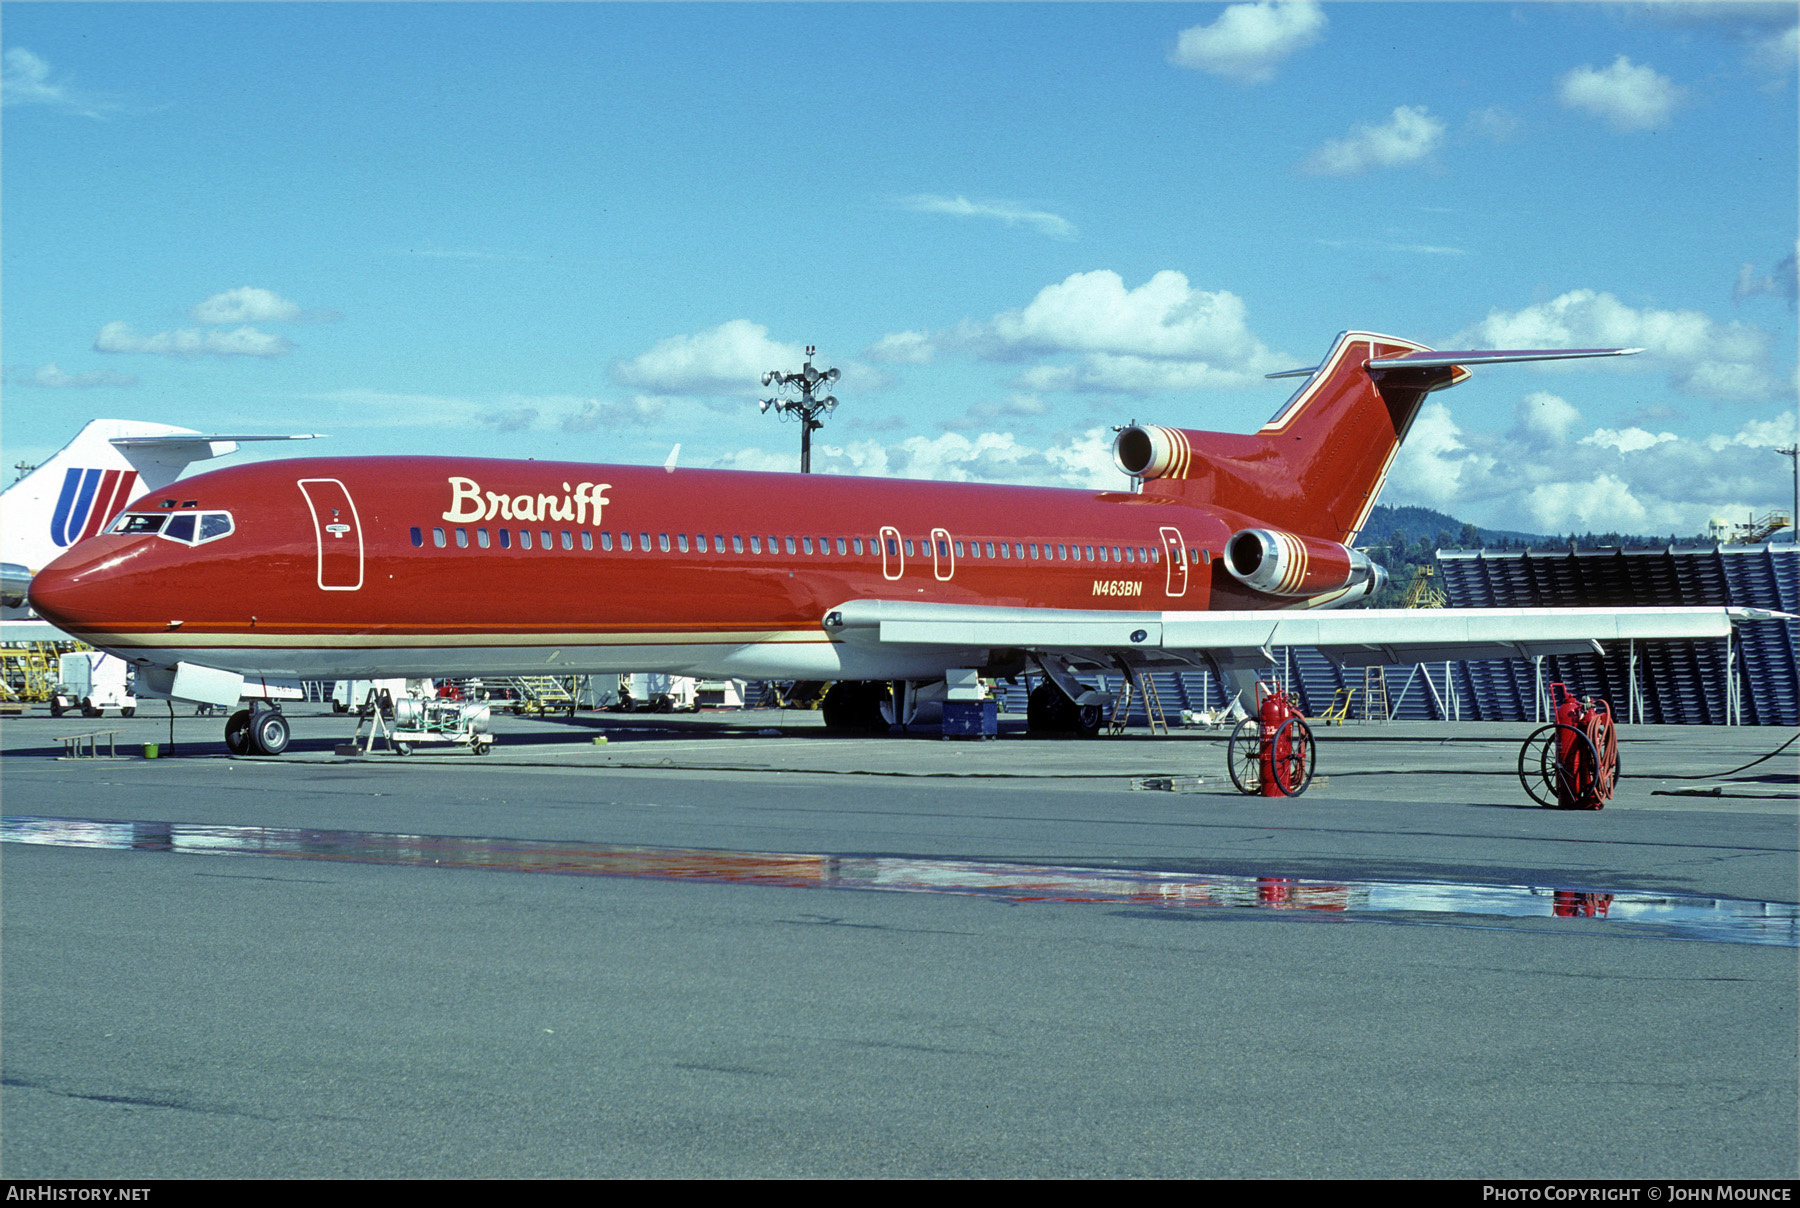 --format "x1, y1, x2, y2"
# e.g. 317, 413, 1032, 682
27, 558, 110, 630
